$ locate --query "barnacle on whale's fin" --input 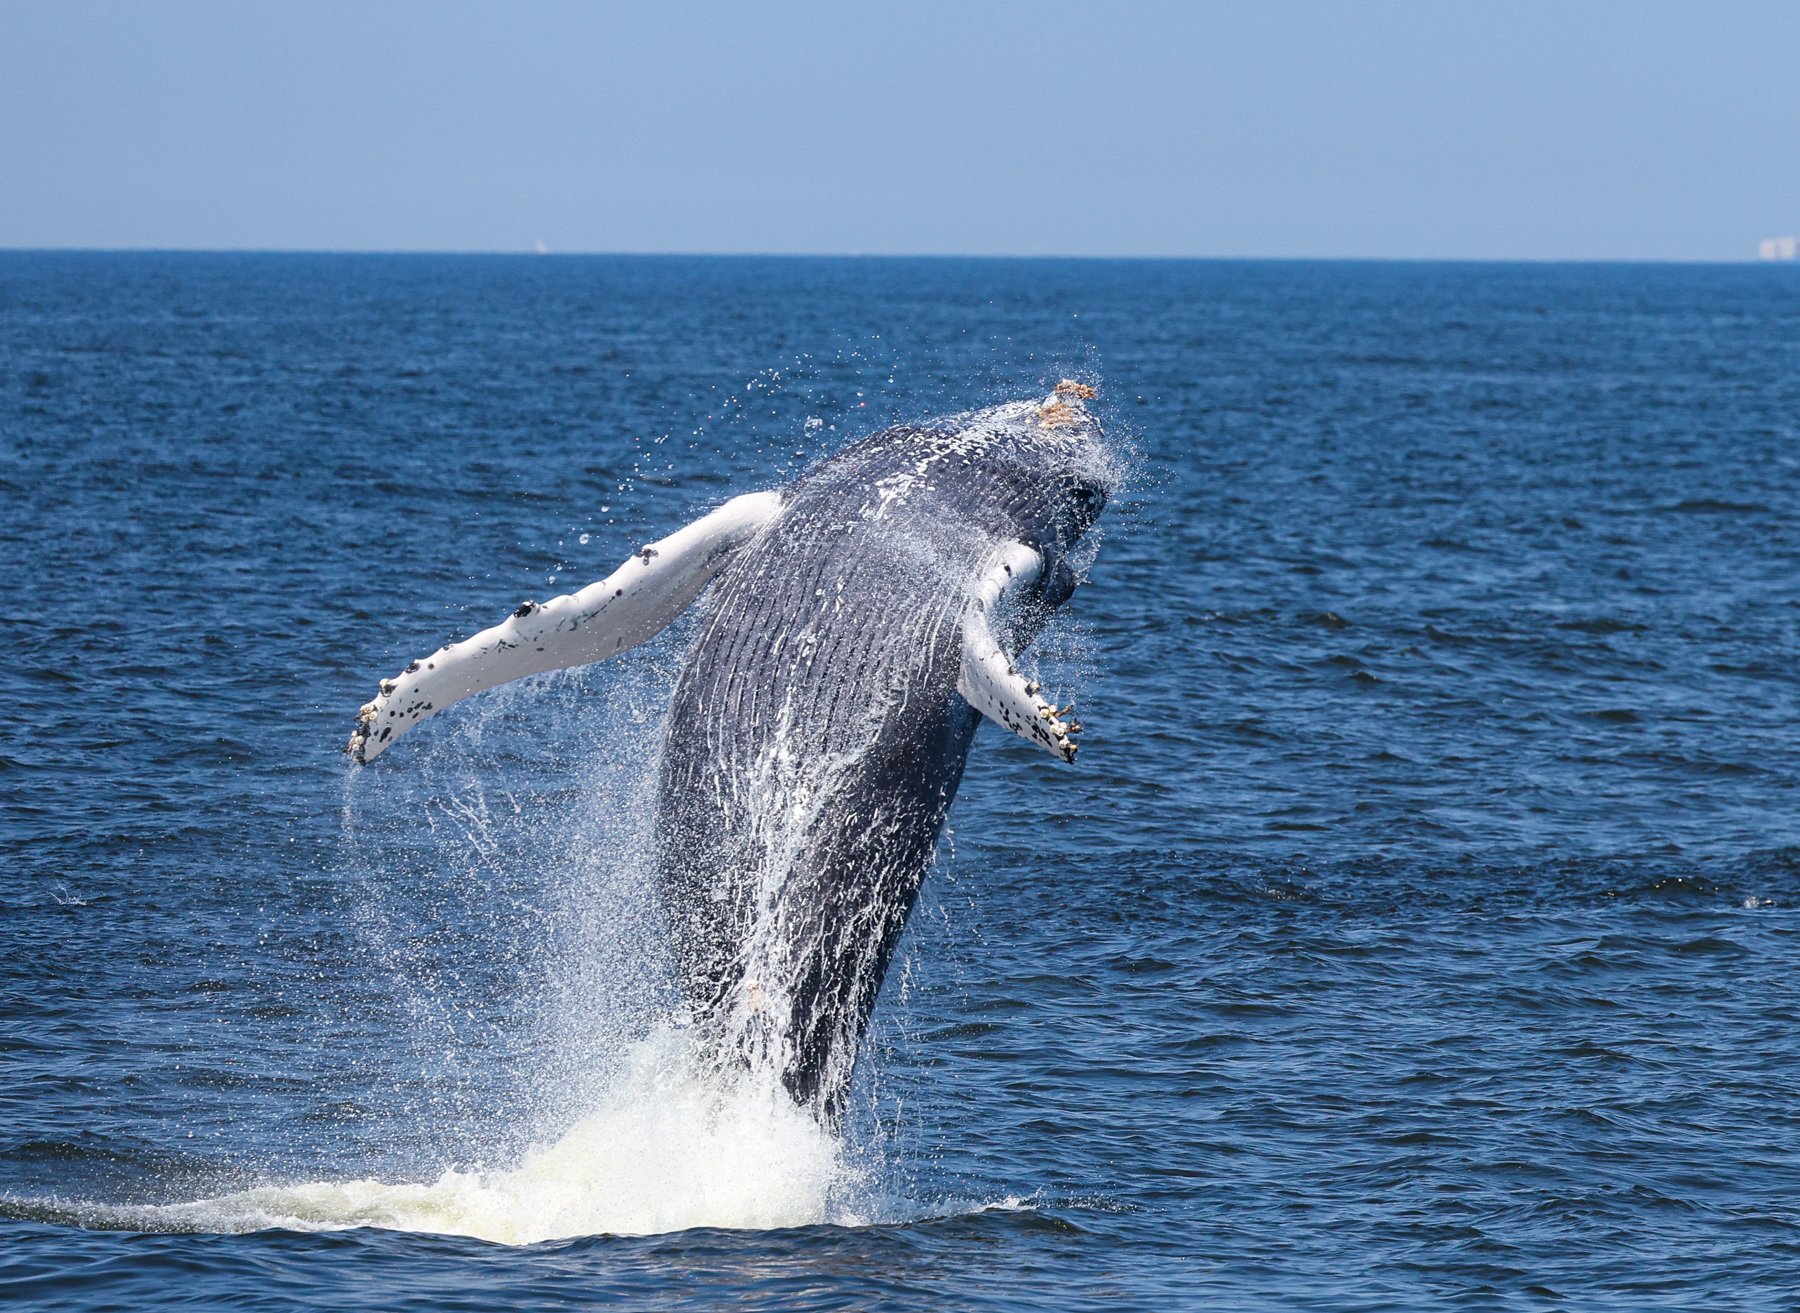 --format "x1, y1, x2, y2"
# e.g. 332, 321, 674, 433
347, 490, 783, 764
956, 541, 1082, 763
